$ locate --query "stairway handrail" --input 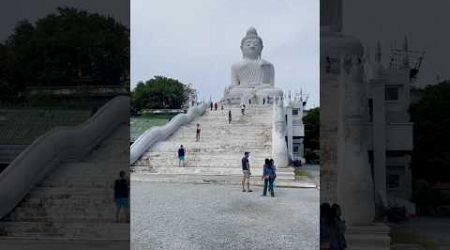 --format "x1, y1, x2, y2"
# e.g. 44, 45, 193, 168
130, 103, 207, 165
0, 95, 130, 219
